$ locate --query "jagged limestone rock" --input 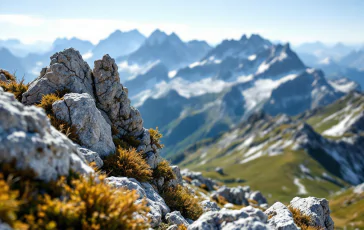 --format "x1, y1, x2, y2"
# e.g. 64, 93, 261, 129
0, 89, 93, 182
168, 165, 183, 187
200, 200, 221, 212
265, 202, 299, 230
21, 48, 160, 167
181, 169, 218, 191
211, 186, 249, 206
52, 93, 115, 157
105, 176, 170, 228
78, 147, 103, 168
249, 191, 268, 205
290, 197, 334, 230
22, 48, 94, 105
165, 211, 189, 227
189, 206, 270, 230
93, 54, 143, 137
